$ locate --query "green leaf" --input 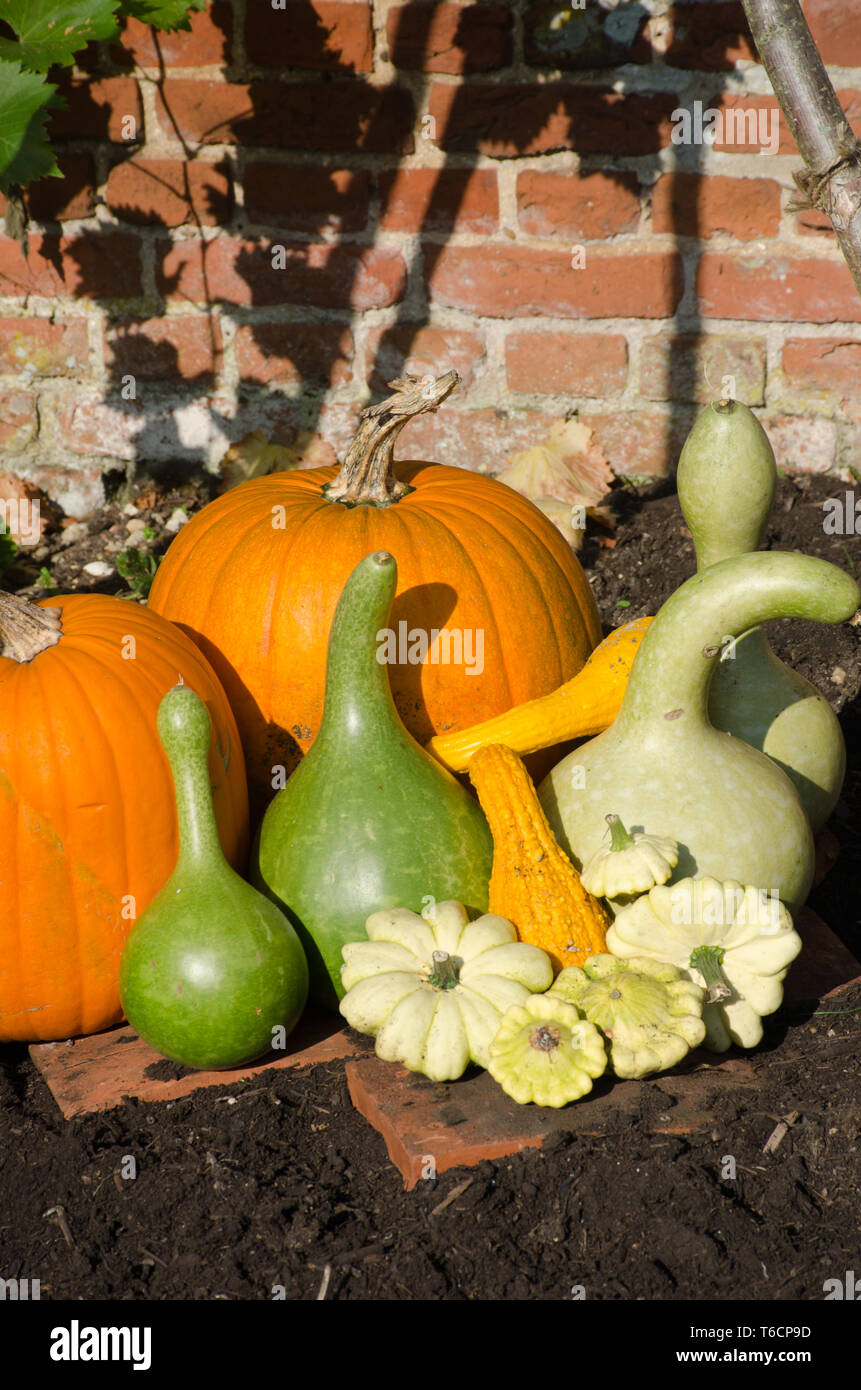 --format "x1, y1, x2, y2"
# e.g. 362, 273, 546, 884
0, 60, 60, 193
117, 547, 159, 597
0, 1, 122, 71
118, 0, 206, 30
